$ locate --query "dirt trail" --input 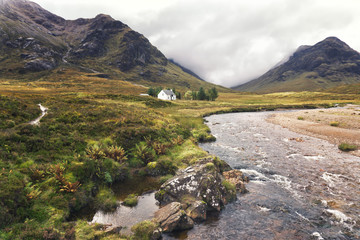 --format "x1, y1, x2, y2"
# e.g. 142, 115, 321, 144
268, 105, 360, 156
